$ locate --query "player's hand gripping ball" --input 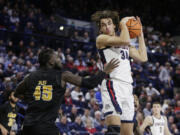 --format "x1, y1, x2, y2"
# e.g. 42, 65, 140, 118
126, 17, 142, 38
